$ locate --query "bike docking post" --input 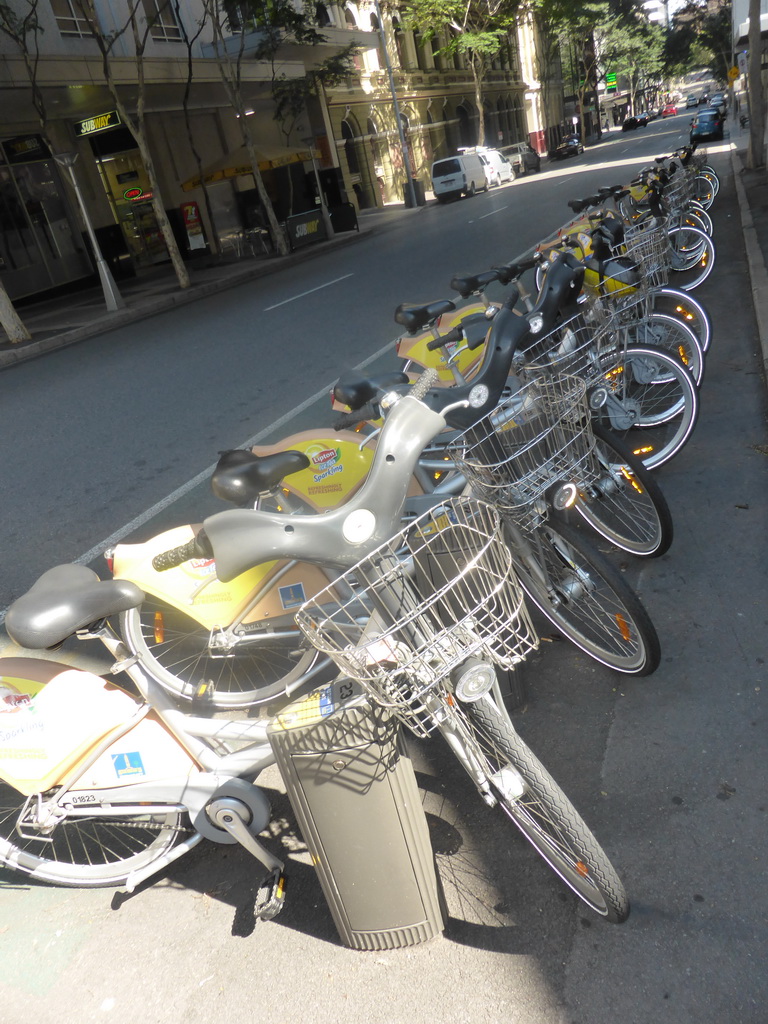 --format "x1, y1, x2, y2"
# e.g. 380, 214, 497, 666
268, 679, 446, 950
